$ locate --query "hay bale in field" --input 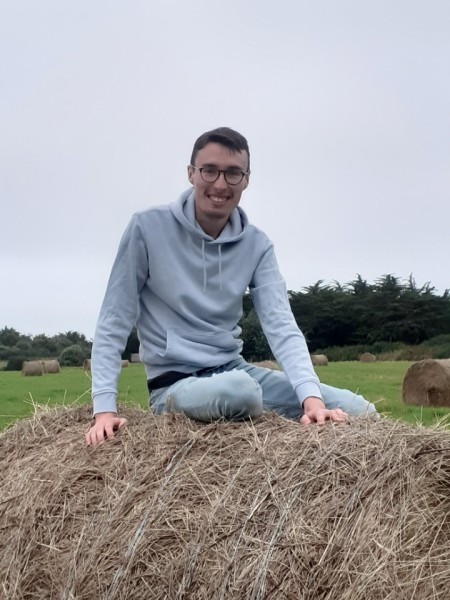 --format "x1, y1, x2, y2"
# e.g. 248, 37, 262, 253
311, 354, 328, 366
42, 359, 60, 374
121, 359, 130, 368
21, 360, 44, 376
250, 360, 279, 370
1, 406, 449, 599
402, 358, 450, 407
359, 352, 377, 363
130, 352, 141, 363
